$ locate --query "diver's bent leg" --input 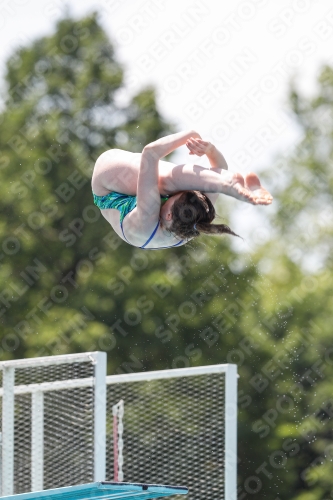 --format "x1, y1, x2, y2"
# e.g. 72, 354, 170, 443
161, 164, 272, 205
